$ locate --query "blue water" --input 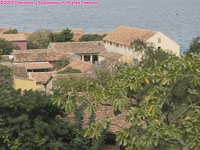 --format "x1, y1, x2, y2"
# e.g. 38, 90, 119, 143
0, 0, 200, 54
